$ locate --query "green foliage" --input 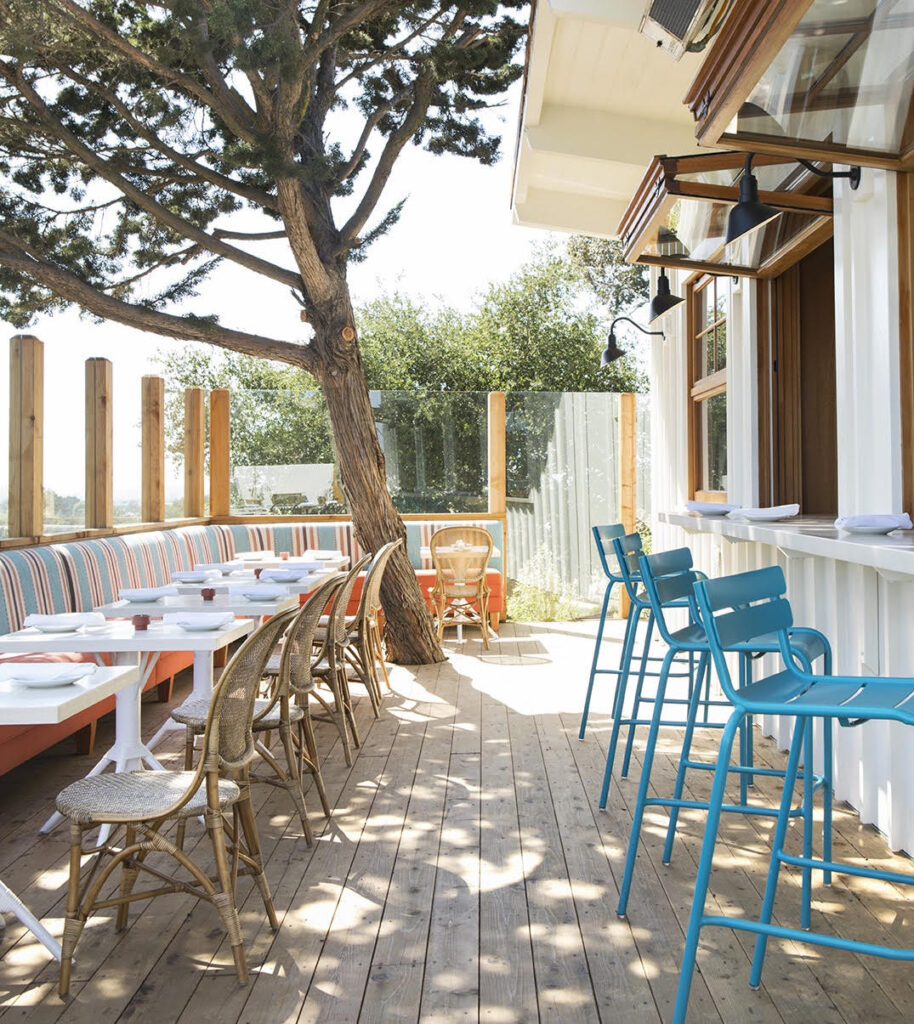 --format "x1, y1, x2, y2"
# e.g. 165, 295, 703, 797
506, 546, 580, 622
567, 236, 650, 317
